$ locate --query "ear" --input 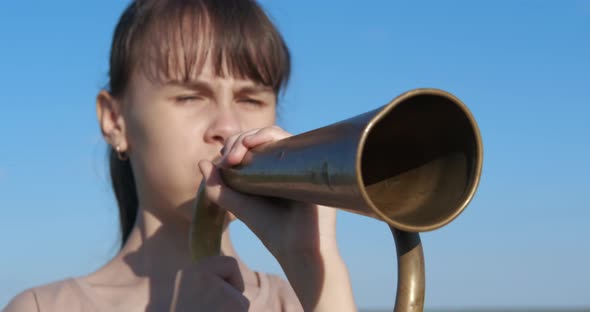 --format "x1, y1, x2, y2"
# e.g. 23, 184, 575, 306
96, 90, 128, 152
